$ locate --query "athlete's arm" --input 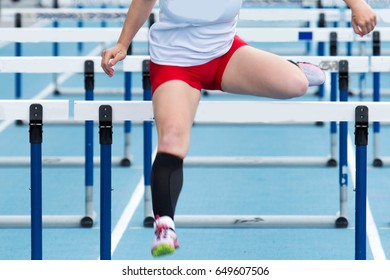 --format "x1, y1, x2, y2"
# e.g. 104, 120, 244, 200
101, 0, 157, 76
